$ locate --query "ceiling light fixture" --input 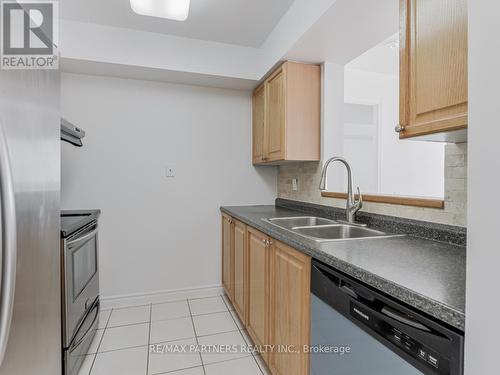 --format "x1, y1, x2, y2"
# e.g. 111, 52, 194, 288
130, 0, 191, 21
